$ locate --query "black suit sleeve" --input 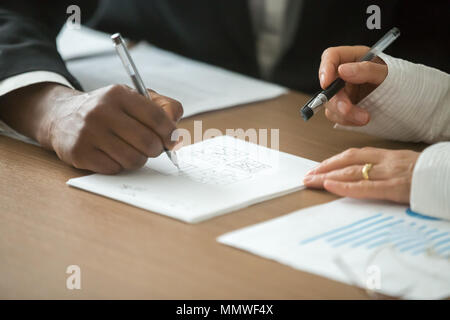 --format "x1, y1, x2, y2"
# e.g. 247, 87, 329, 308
0, 1, 98, 90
